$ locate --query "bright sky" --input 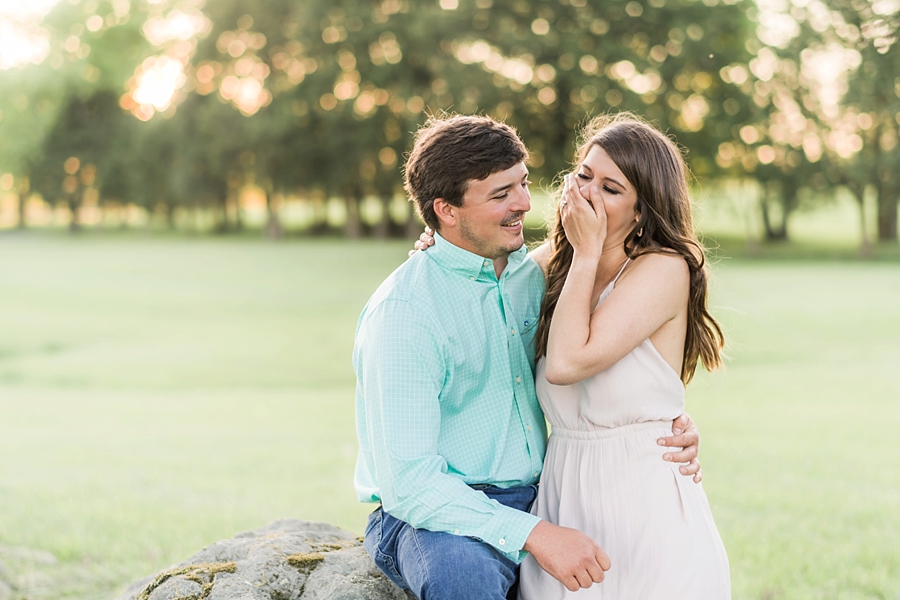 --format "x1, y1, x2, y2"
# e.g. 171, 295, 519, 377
0, 0, 58, 19
0, 0, 59, 70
